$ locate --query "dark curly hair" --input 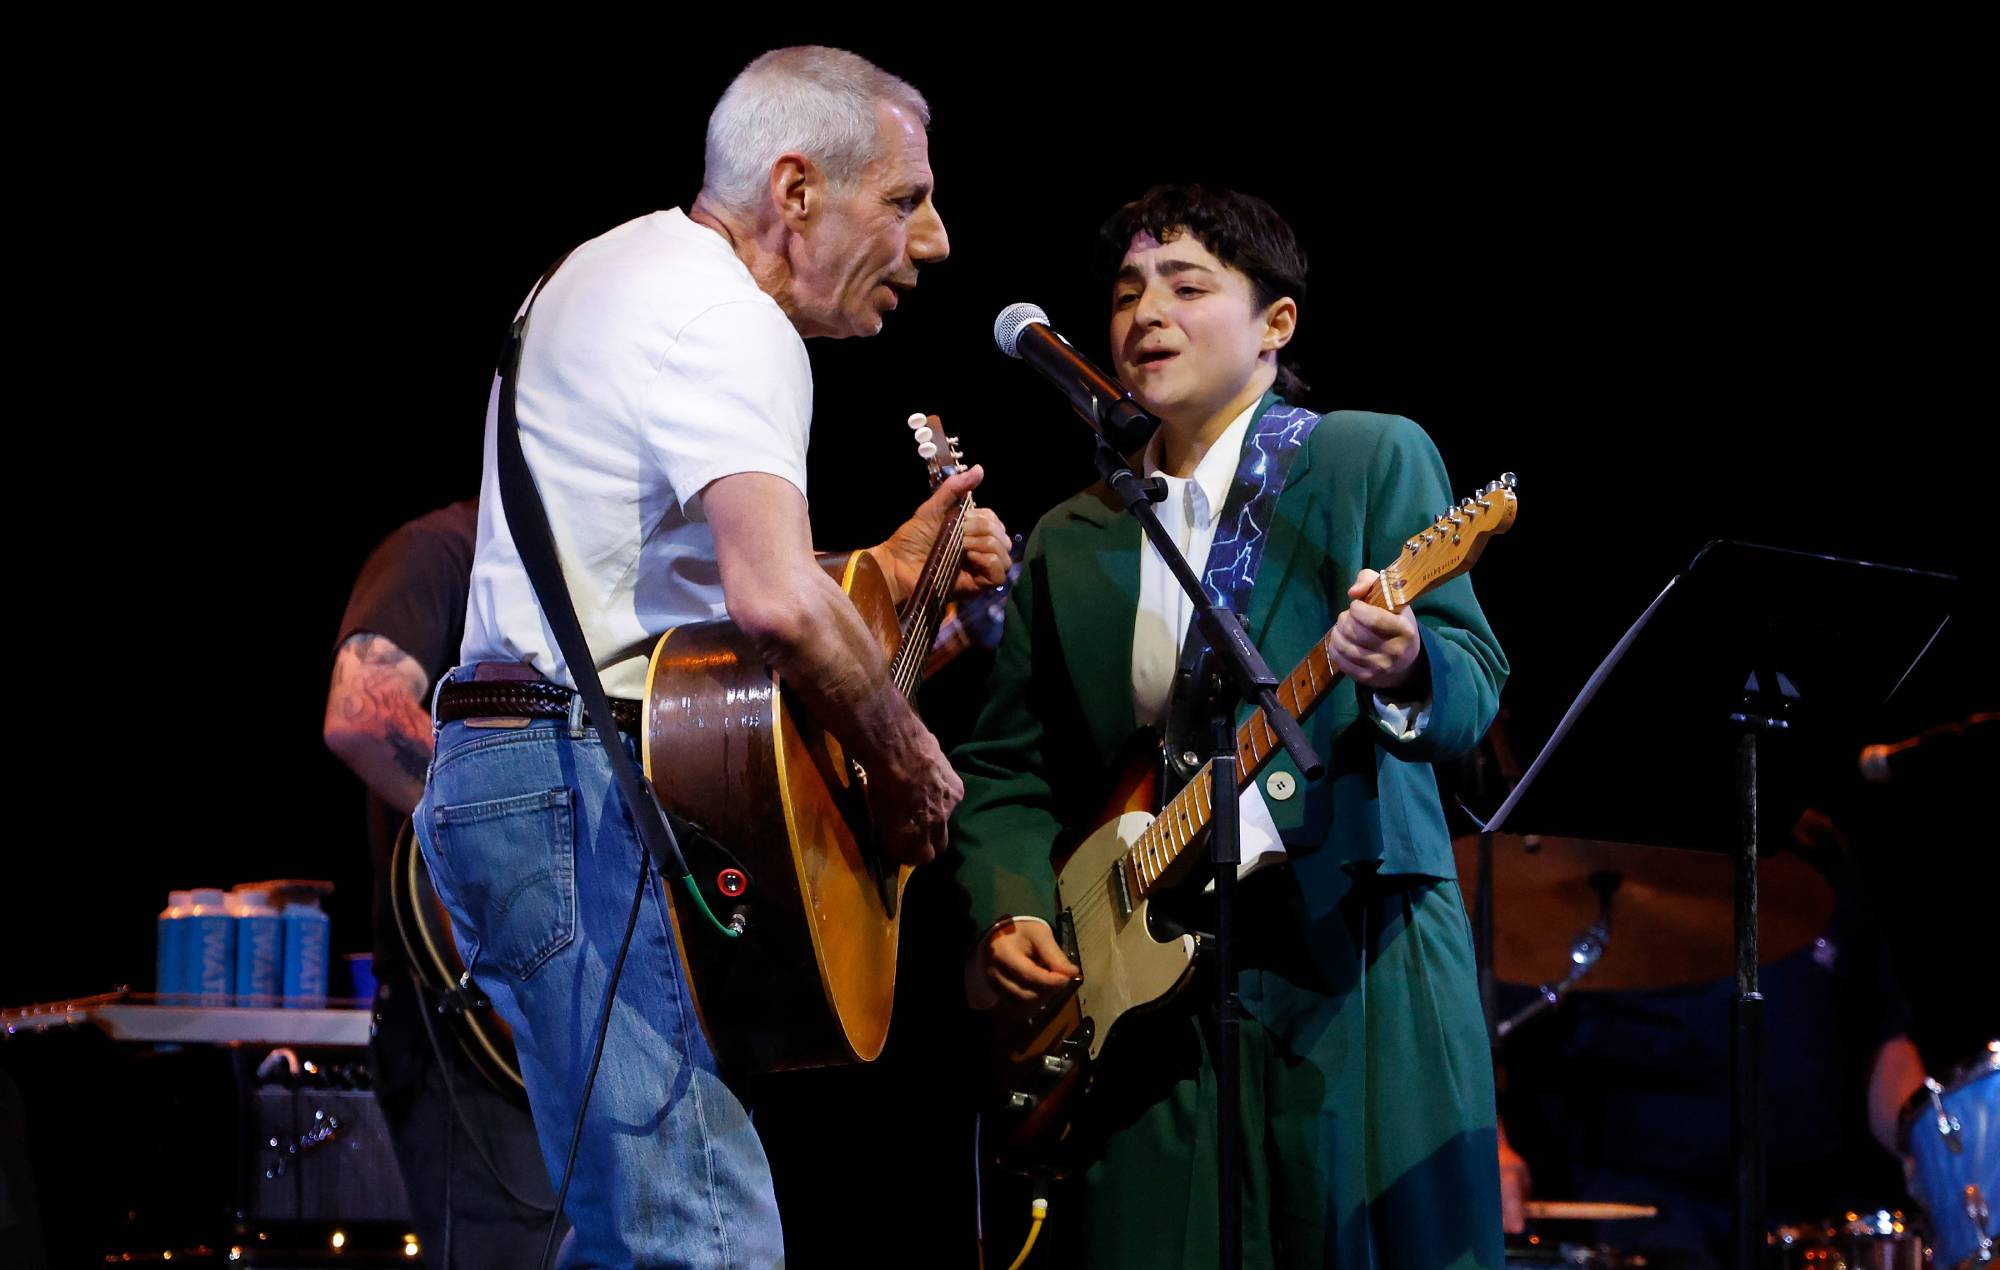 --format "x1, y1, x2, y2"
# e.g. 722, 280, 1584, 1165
1099, 184, 1310, 401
